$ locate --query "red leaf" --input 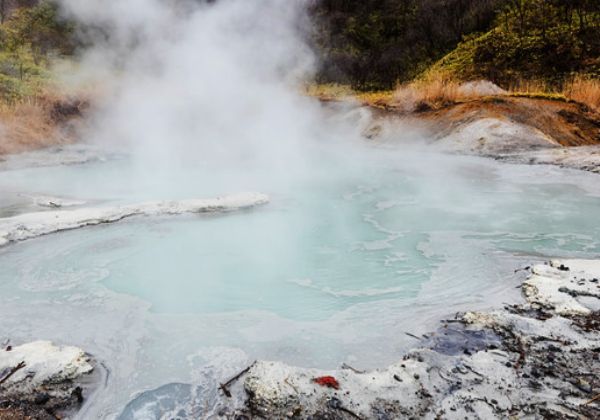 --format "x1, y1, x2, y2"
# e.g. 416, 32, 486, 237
312, 376, 340, 389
